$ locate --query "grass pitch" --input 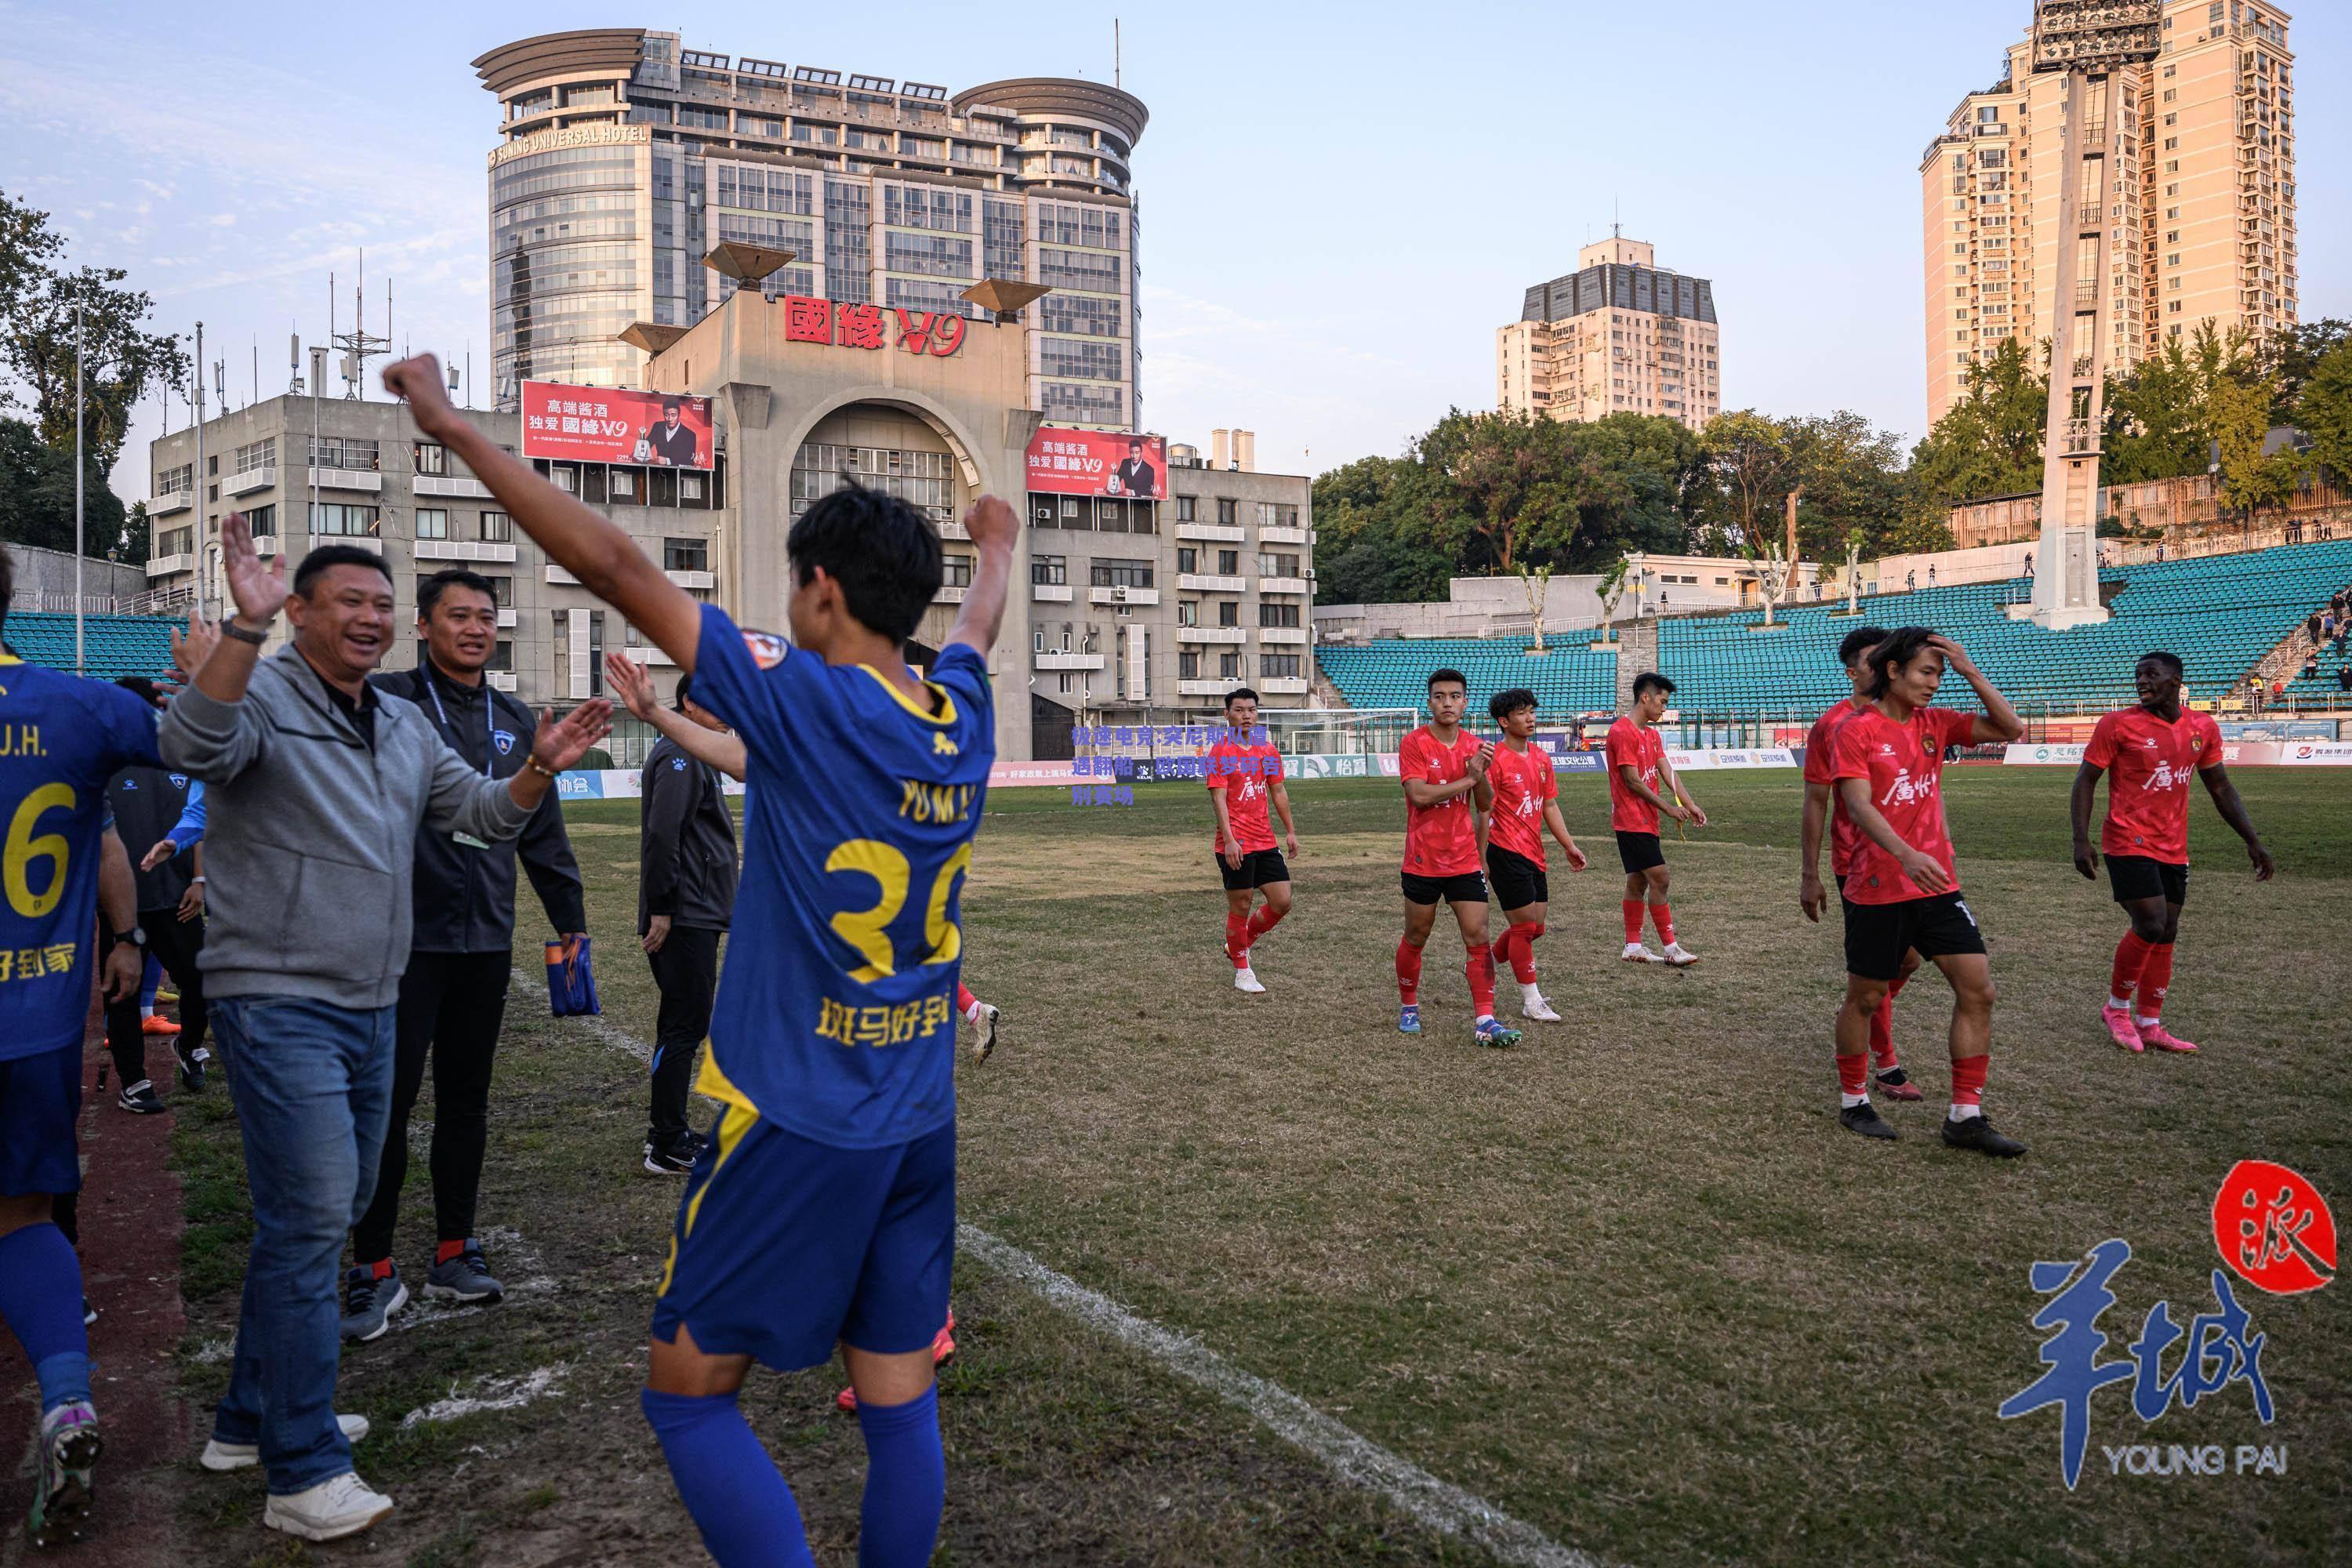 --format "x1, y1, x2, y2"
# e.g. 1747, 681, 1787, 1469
166, 767, 2349, 1566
